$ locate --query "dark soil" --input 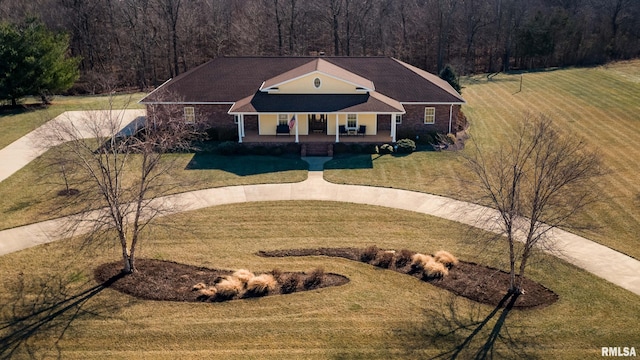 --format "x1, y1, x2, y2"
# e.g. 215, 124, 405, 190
57, 188, 80, 196
94, 259, 349, 302
94, 247, 558, 309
